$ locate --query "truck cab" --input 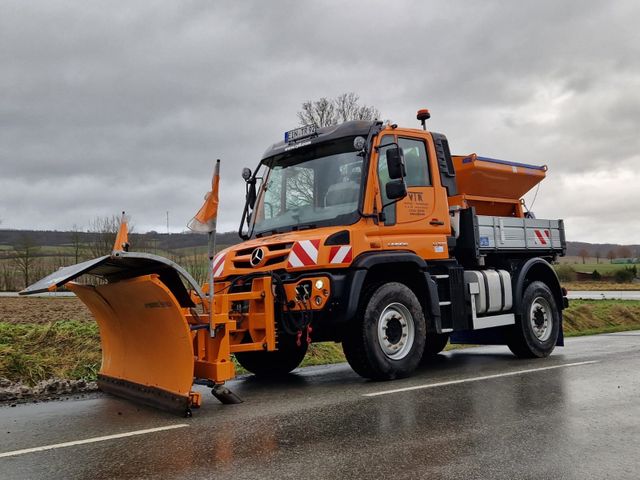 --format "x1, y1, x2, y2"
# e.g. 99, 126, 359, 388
220, 114, 567, 380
